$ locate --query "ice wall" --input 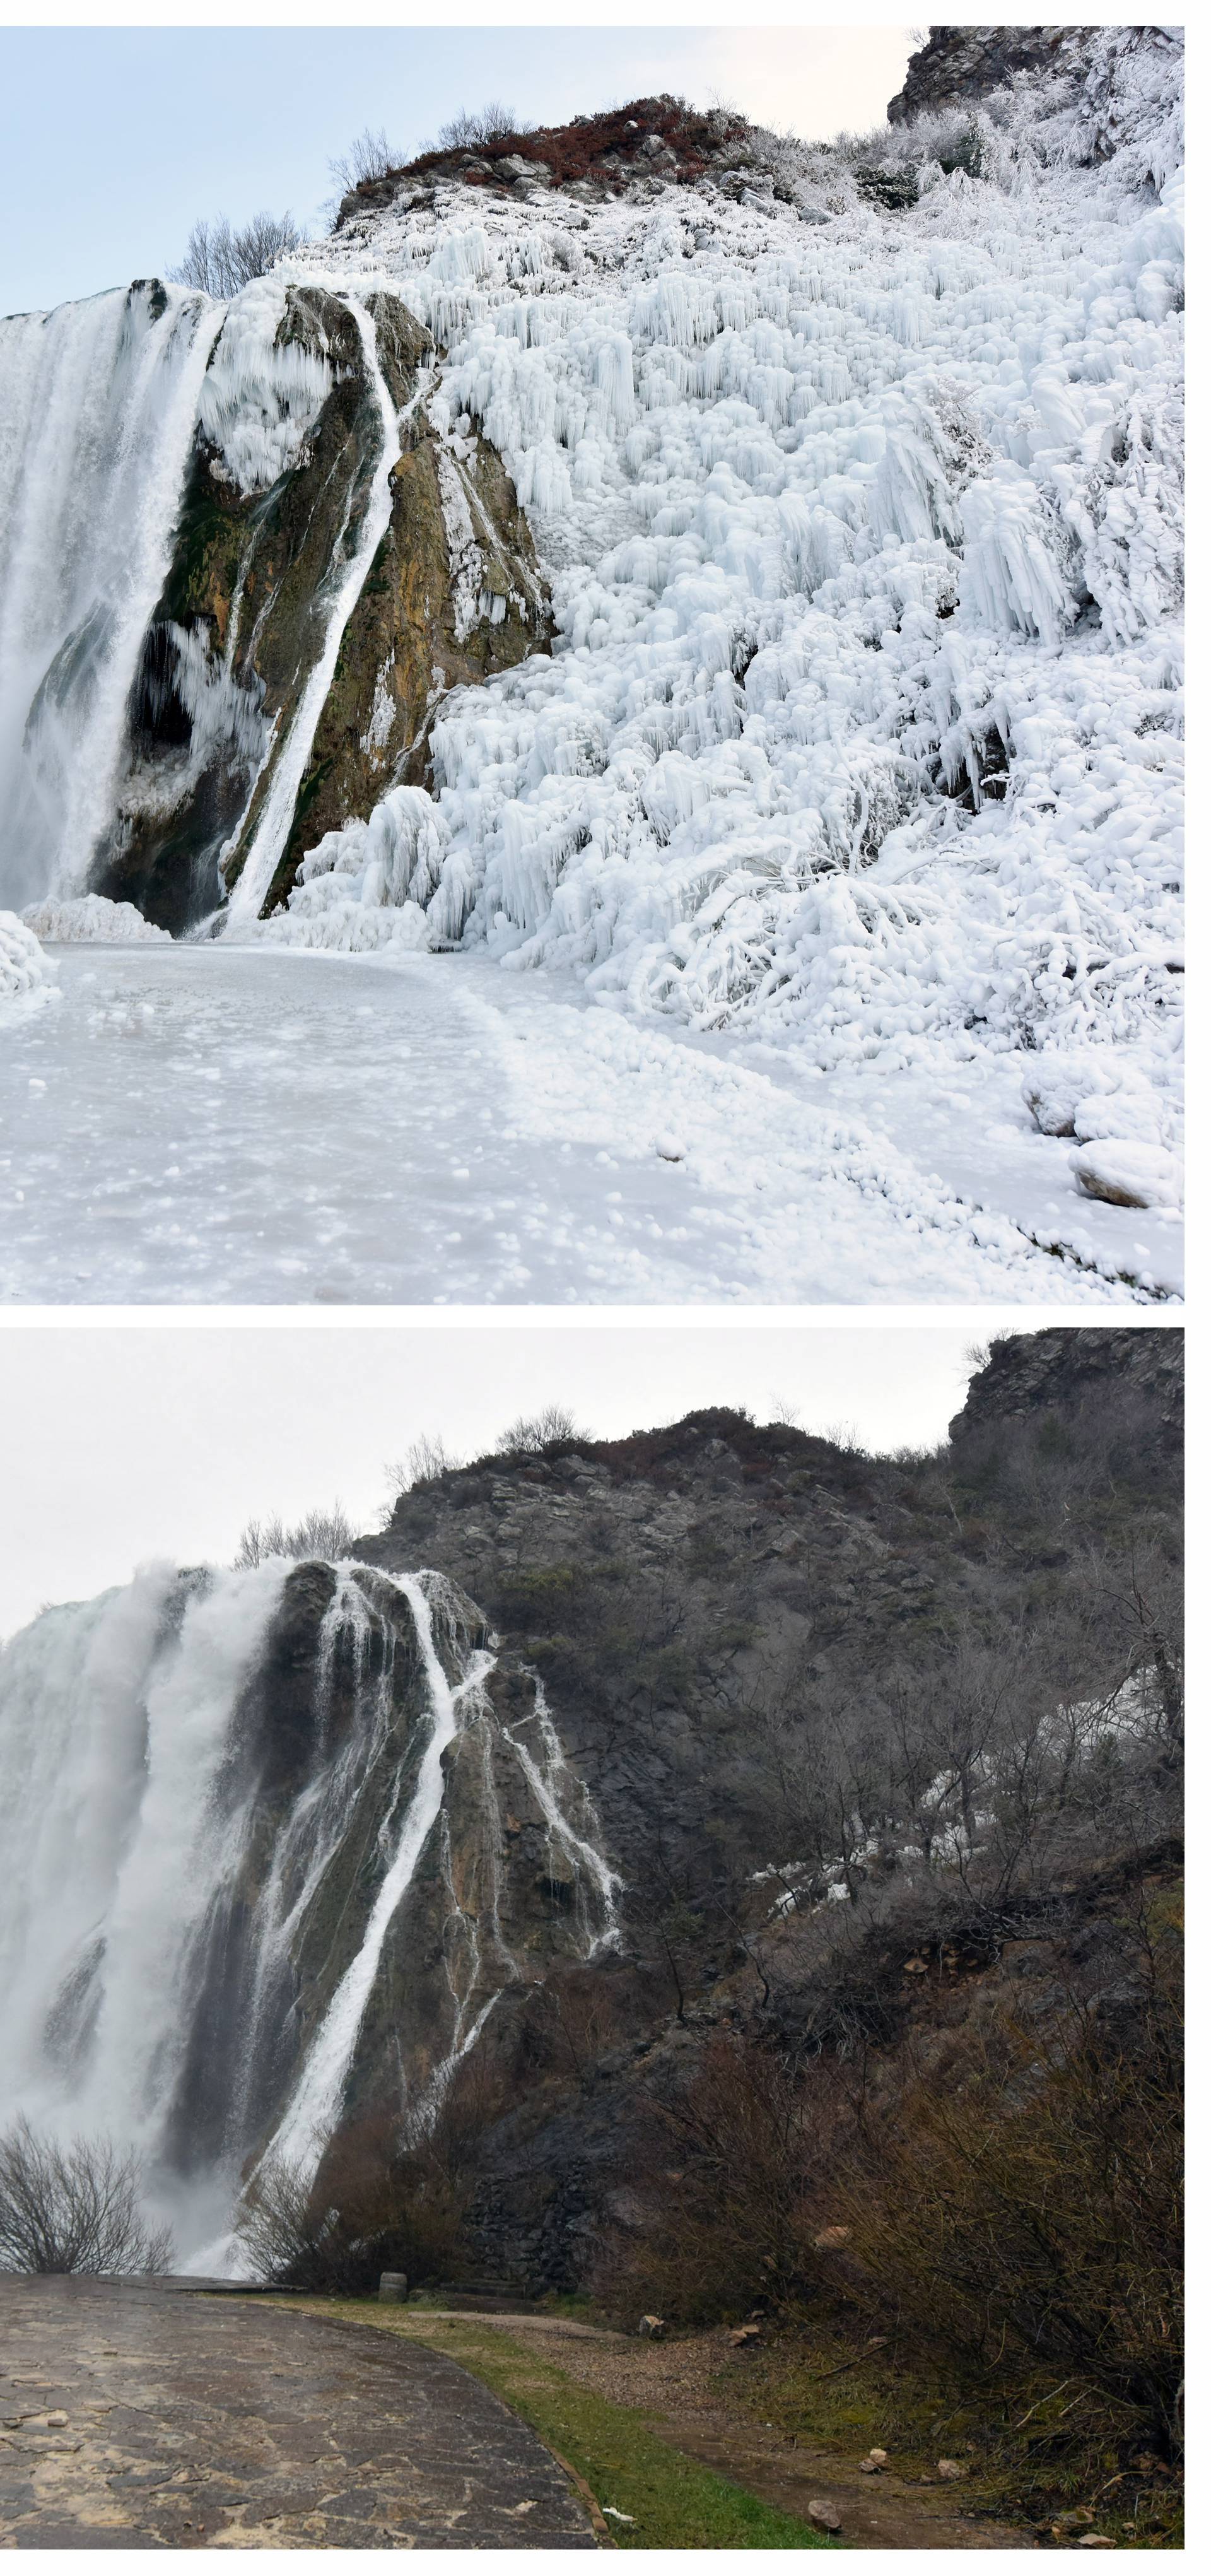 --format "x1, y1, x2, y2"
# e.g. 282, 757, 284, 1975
271, 35, 1181, 1134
